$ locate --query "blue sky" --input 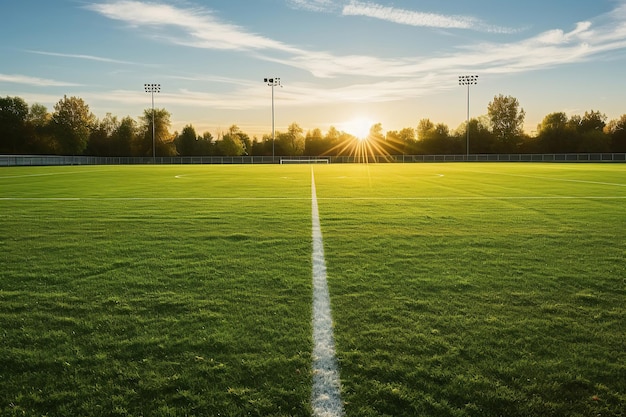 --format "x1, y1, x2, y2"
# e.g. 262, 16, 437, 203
2, 0, 626, 138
